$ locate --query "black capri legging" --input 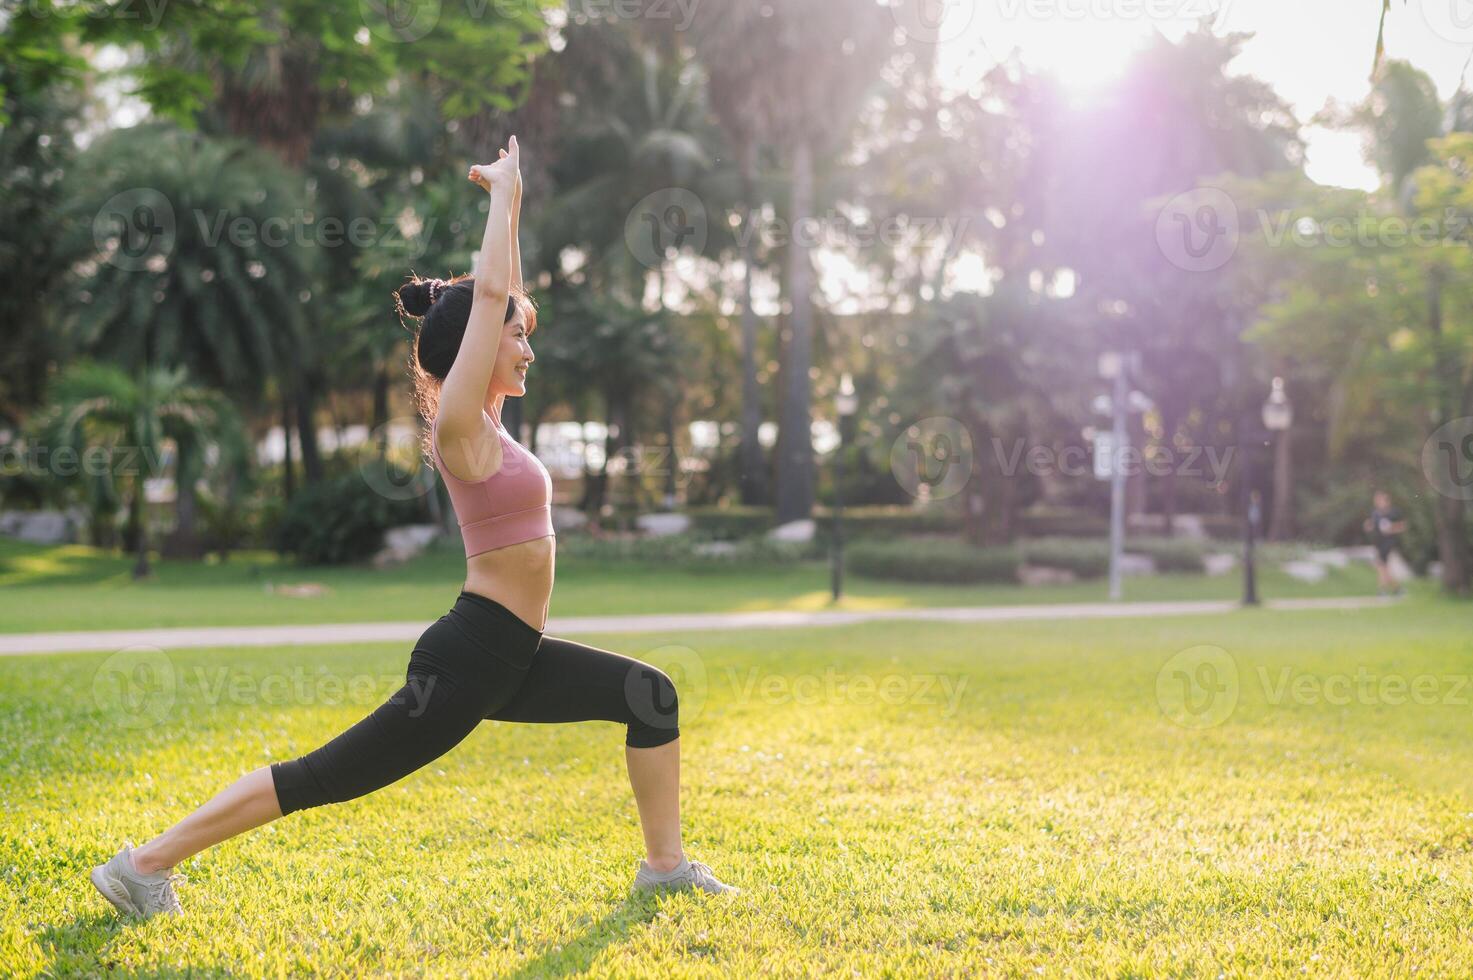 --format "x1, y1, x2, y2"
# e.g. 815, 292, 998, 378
269, 590, 679, 816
